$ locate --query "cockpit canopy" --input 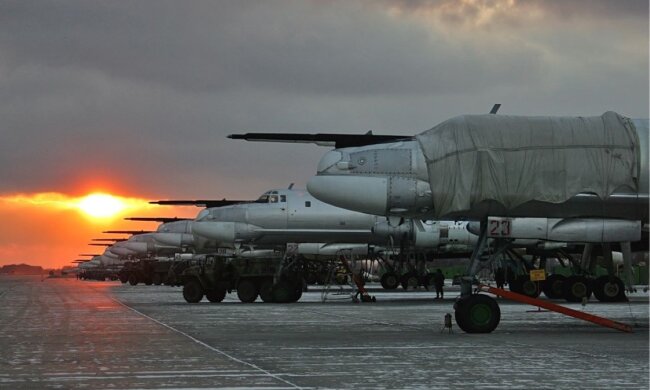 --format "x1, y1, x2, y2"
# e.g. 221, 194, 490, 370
255, 191, 286, 204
